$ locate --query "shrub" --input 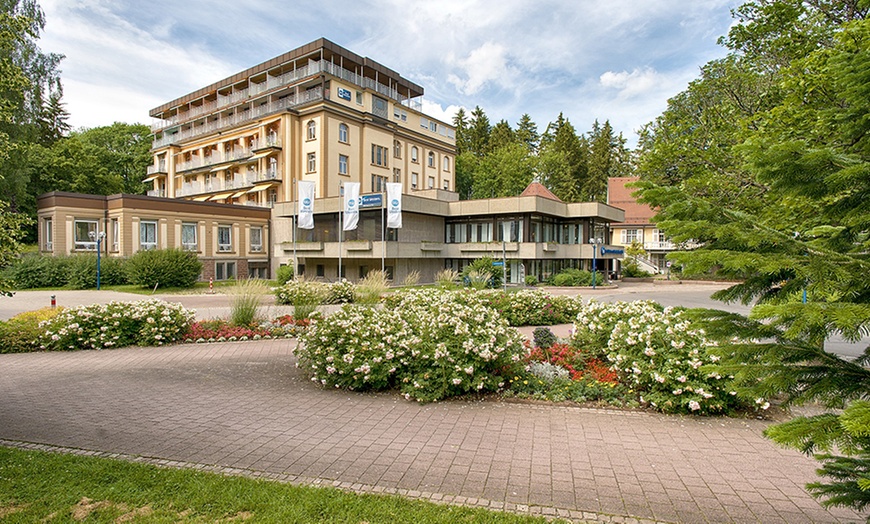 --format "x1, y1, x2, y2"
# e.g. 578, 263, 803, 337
622, 260, 652, 278
275, 278, 328, 319
228, 279, 269, 326
125, 249, 202, 289
478, 289, 585, 326
37, 300, 194, 350
63, 254, 127, 289
550, 268, 595, 287
3, 254, 67, 289
506, 372, 629, 405
461, 257, 501, 288
572, 300, 748, 415
297, 288, 525, 402
532, 327, 556, 349
0, 307, 64, 353
354, 270, 389, 305
326, 279, 355, 304
524, 275, 538, 286
276, 264, 294, 284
